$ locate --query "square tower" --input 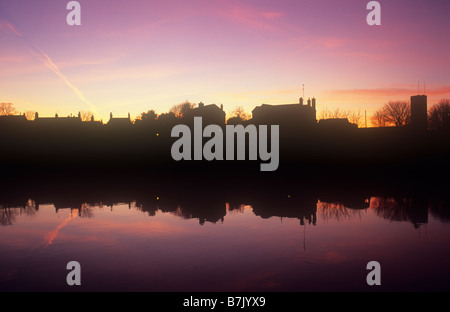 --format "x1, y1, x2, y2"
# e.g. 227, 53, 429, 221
411, 95, 427, 130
